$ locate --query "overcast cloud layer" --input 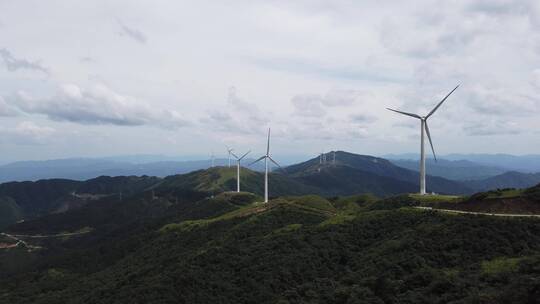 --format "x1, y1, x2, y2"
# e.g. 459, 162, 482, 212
0, 0, 539, 162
